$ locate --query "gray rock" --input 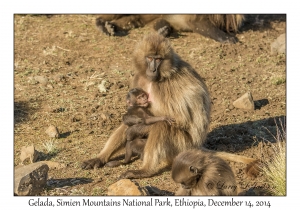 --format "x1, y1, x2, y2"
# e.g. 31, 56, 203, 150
14, 162, 49, 196
45, 125, 60, 138
20, 145, 39, 164
233, 92, 255, 110
271, 33, 286, 55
